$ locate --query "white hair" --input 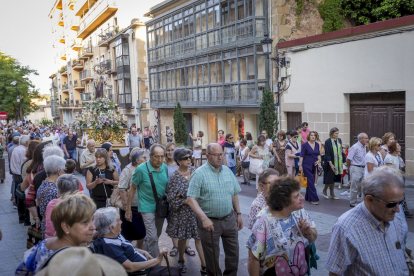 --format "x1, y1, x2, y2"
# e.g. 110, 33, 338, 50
19, 135, 30, 145
93, 207, 119, 235
362, 170, 404, 198
44, 156, 66, 177
86, 139, 95, 146
43, 144, 65, 159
